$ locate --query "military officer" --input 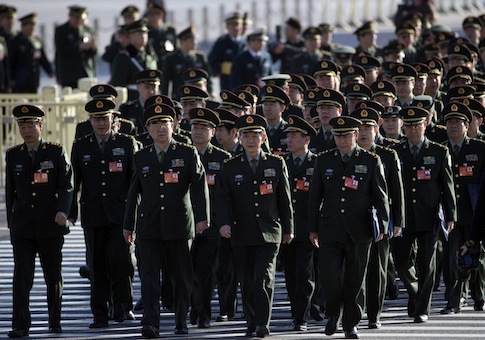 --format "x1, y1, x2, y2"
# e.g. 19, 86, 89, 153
464, 98, 485, 140
392, 106, 456, 323
391, 63, 417, 108
70, 99, 138, 328
281, 115, 317, 331
411, 95, 448, 143
231, 29, 272, 88
215, 107, 243, 156
109, 19, 158, 101
6, 105, 73, 338
208, 12, 246, 91
268, 17, 305, 73
371, 80, 397, 108
261, 84, 291, 155
395, 22, 419, 64
187, 108, 231, 328
354, 21, 382, 58
123, 103, 209, 337
312, 59, 340, 90
351, 107, 405, 329
381, 105, 405, 140
289, 26, 325, 75
308, 116, 389, 339
54, 6, 96, 88
162, 26, 212, 100
440, 102, 485, 314
179, 85, 209, 132
216, 114, 294, 338
10, 13, 53, 93
119, 69, 161, 134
